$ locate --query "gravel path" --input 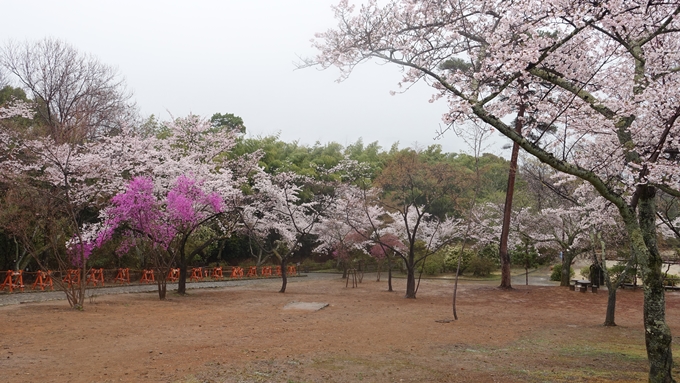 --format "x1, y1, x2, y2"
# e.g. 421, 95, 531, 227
0, 270, 557, 307
0, 273, 338, 307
